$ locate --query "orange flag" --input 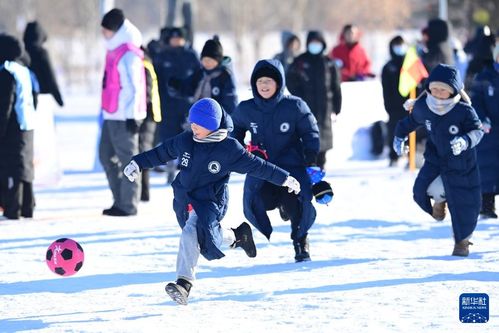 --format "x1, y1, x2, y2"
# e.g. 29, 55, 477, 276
398, 46, 429, 97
